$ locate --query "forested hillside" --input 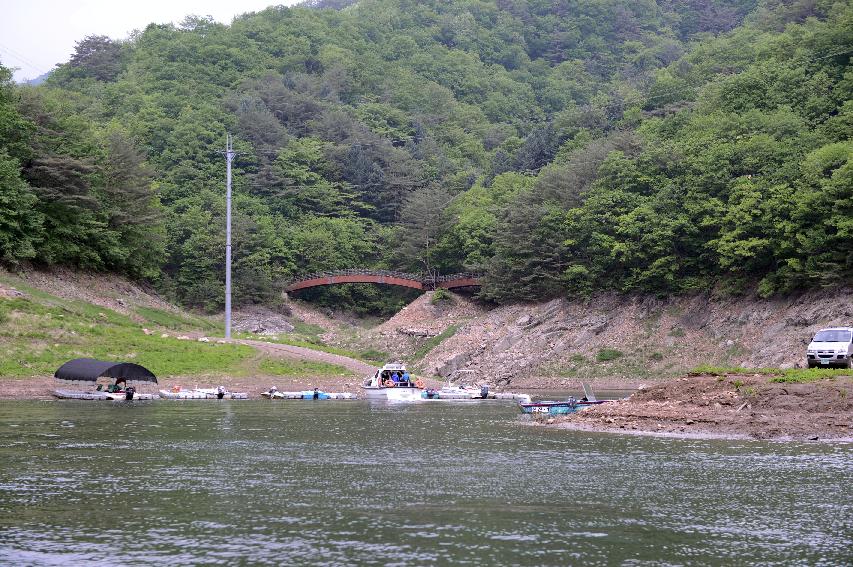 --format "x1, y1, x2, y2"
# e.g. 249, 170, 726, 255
0, 0, 850, 313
